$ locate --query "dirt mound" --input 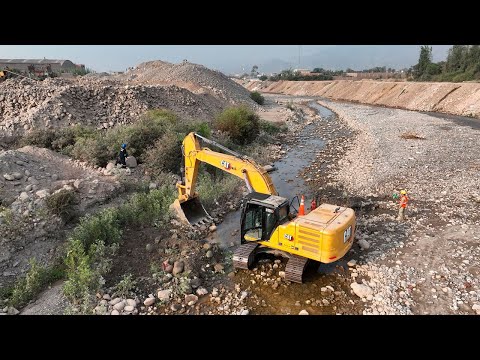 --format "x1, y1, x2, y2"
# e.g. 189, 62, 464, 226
0, 77, 224, 136
118, 60, 256, 107
0, 146, 121, 287
242, 79, 480, 119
